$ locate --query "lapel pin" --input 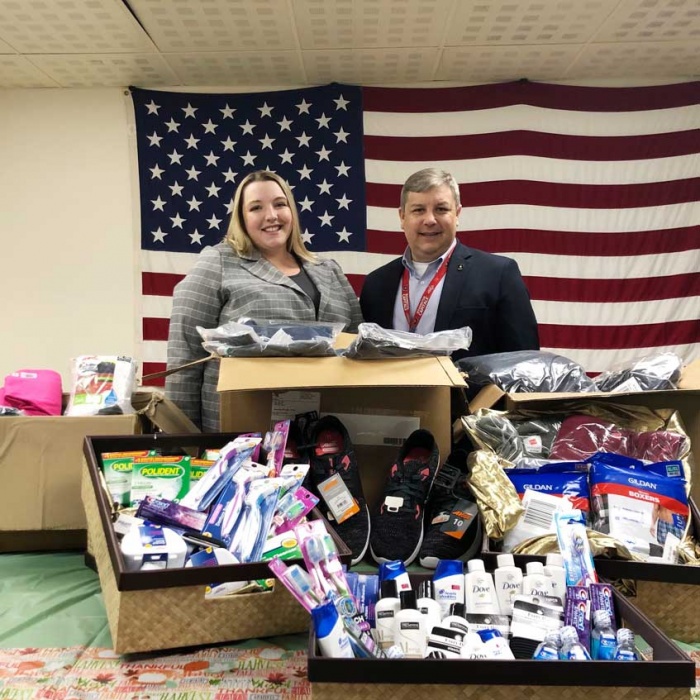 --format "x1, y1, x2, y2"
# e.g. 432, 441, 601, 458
457, 264, 463, 271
